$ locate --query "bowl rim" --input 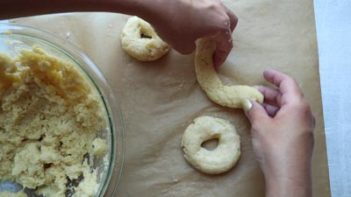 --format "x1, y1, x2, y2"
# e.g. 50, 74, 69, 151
0, 23, 125, 196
